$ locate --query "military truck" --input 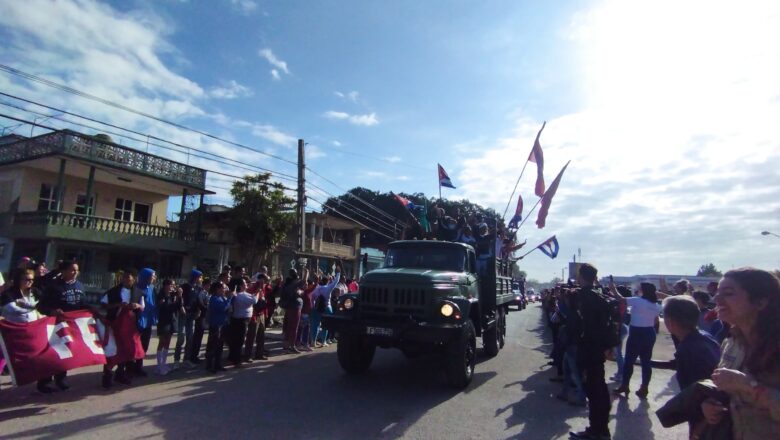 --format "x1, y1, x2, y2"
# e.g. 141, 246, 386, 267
322, 237, 514, 388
